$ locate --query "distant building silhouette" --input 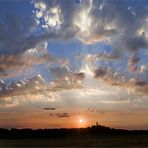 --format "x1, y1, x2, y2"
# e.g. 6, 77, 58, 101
96, 122, 99, 126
